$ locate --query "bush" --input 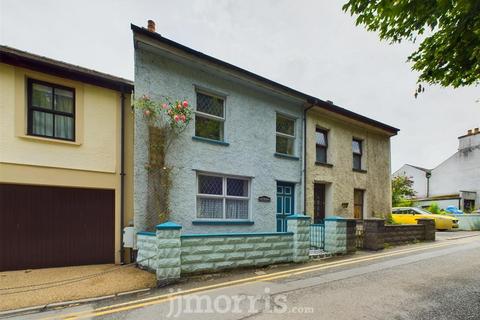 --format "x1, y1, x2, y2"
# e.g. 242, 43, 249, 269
428, 203, 441, 214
